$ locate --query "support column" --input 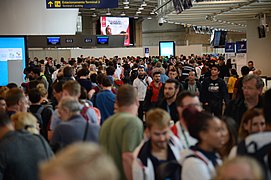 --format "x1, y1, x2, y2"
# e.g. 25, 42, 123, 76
82, 16, 96, 35
247, 18, 271, 76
